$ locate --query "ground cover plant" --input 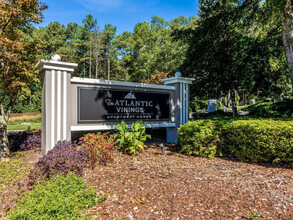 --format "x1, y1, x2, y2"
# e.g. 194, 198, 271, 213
0, 157, 30, 190
28, 140, 89, 185
79, 132, 116, 166
116, 120, 151, 155
7, 173, 101, 219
